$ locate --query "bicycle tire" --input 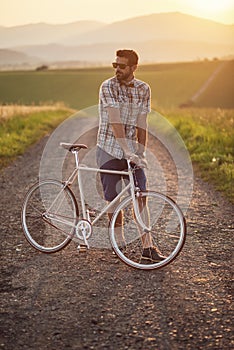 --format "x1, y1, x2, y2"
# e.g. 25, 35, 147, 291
21, 180, 79, 253
109, 191, 186, 270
